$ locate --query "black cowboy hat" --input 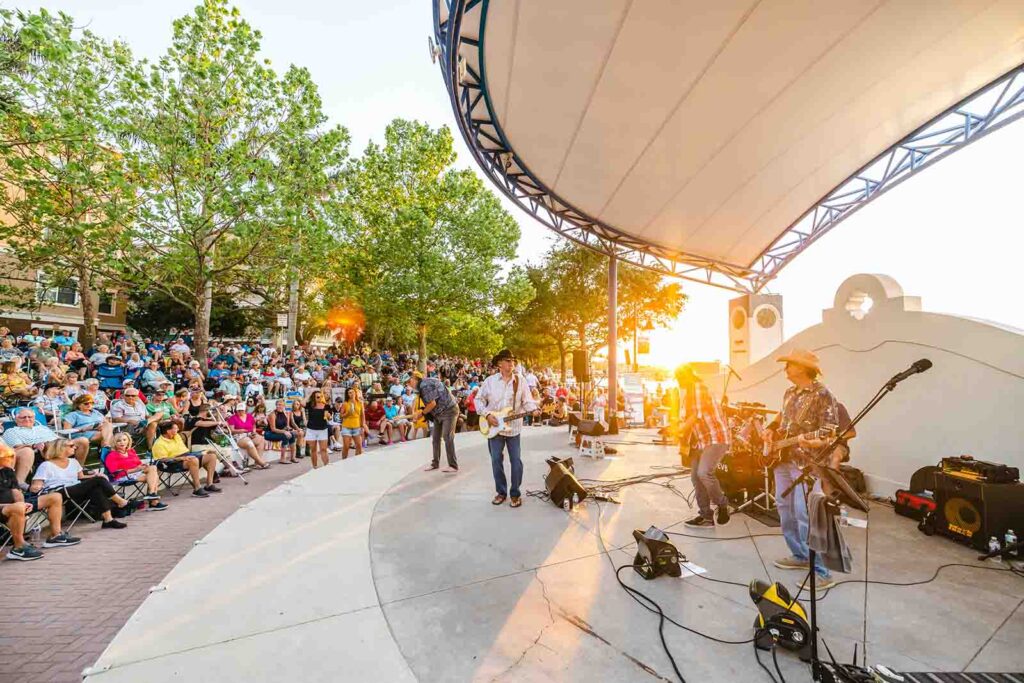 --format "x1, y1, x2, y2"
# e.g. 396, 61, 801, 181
491, 349, 516, 366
